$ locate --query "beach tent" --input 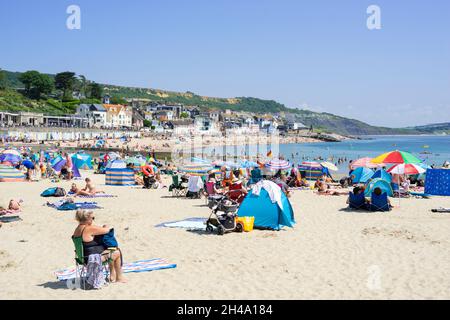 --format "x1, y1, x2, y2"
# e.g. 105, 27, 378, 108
72, 153, 93, 170
371, 169, 392, 183
105, 168, 135, 186
298, 161, 323, 180
0, 165, 25, 182
425, 169, 450, 196
51, 156, 81, 178
351, 167, 374, 184
237, 180, 295, 230
364, 178, 393, 197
